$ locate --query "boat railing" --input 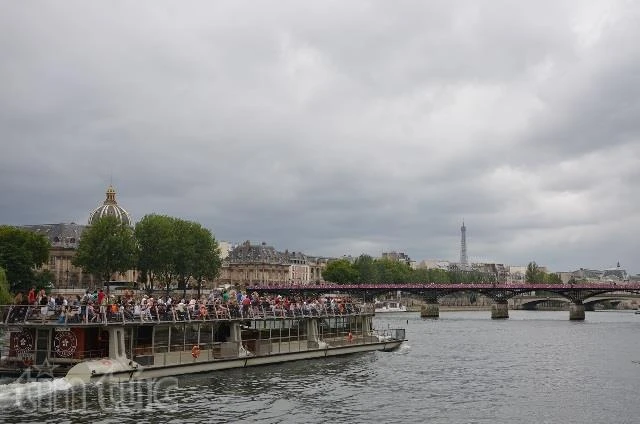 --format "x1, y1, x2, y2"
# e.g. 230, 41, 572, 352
0, 303, 374, 326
